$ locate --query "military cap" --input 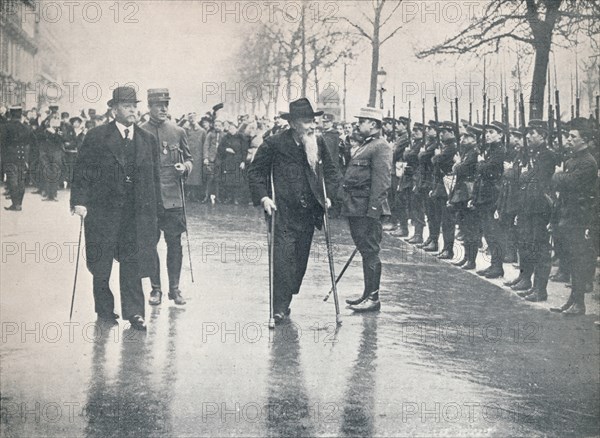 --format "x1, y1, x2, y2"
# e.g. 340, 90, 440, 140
438, 120, 455, 131
397, 116, 409, 125
526, 119, 548, 133
147, 88, 170, 104
322, 113, 335, 122
509, 127, 524, 137
412, 122, 425, 131
382, 117, 395, 125
427, 120, 438, 128
460, 119, 470, 126
484, 121, 506, 132
568, 117, 590, 132
466, 124, 483, 137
